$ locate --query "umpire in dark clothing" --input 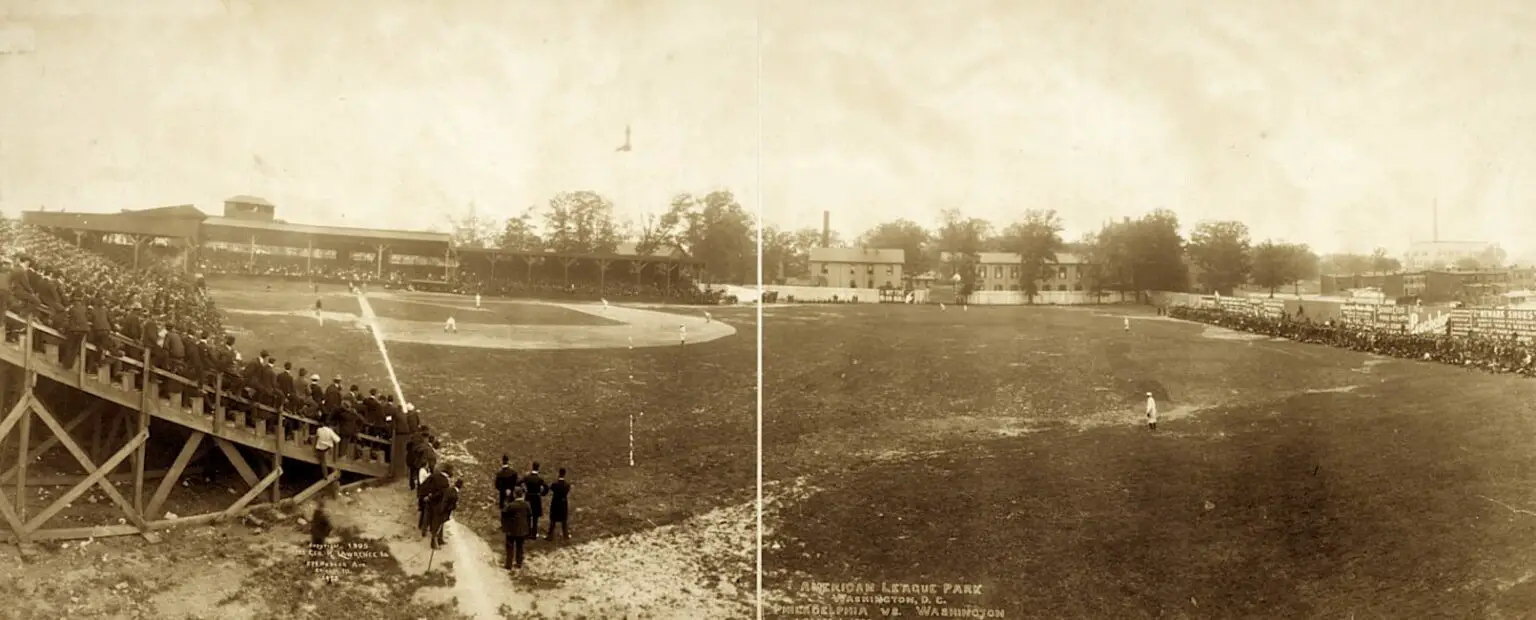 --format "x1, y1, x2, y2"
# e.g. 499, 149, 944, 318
522, 463, 547, 536
547, 468, 571, 541
501, 487, 532, 569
